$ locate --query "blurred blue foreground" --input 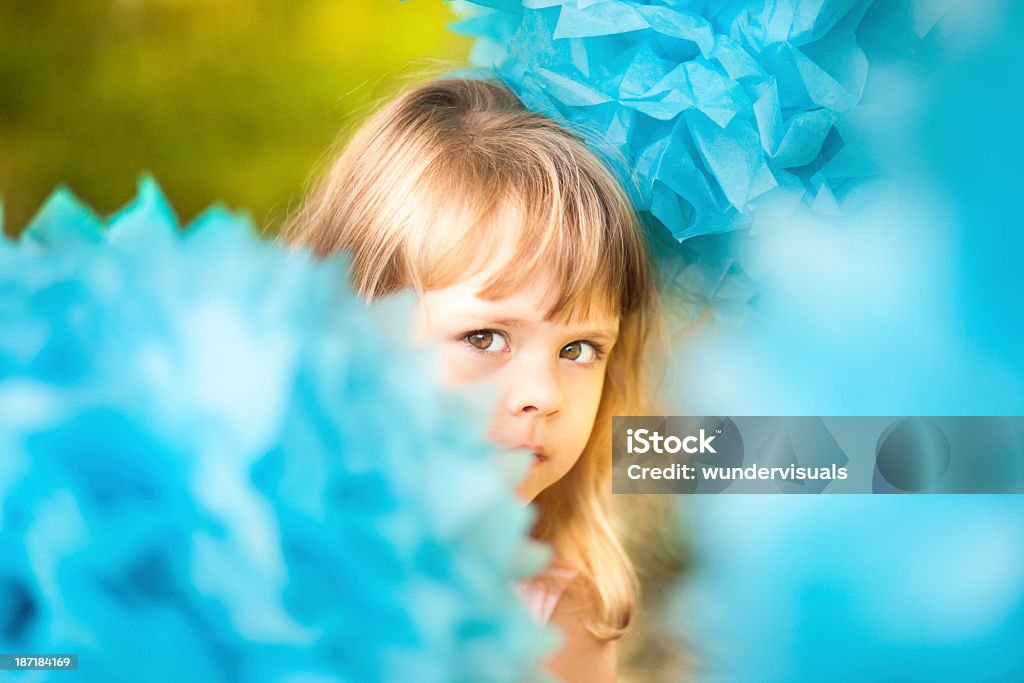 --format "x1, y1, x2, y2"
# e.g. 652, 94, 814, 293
674, 3, 1024, 681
